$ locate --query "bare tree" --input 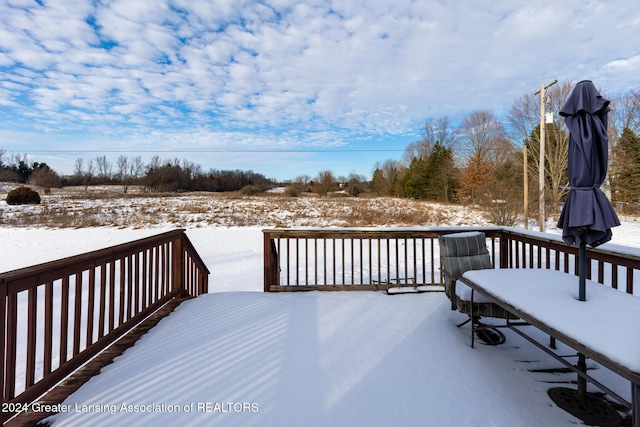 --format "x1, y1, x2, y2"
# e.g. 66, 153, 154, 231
285, 175, 310, 197
0, 148, 11, 181
425, 116, 459, 150
460, 110, 508, 163
610, 89, 640, 137
343, 172, 367, 196
314, 170, 337, 196
95, 155, 112, 181
402, 116, 458, 166
116, 155, 128, 193
117, 155, 145, 194
129, 155, 144, 182
147, 155, 162, 170
74, 157, 94, 195
372, 159, 402, 196
29, 167, 61, 195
